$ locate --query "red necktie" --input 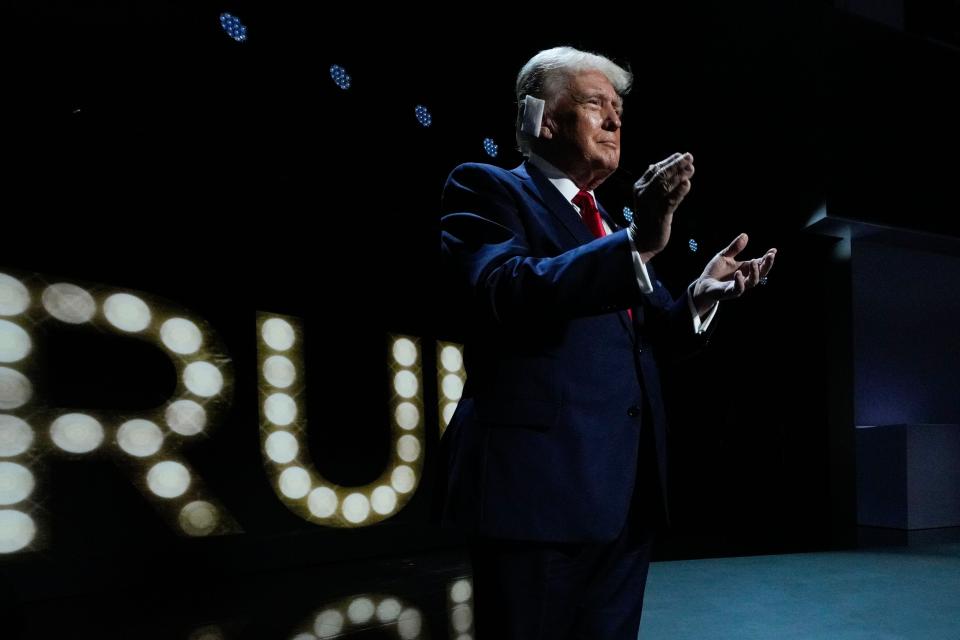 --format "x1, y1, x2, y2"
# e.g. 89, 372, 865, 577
572, 190, 633, 321
572, 190, 606, 239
